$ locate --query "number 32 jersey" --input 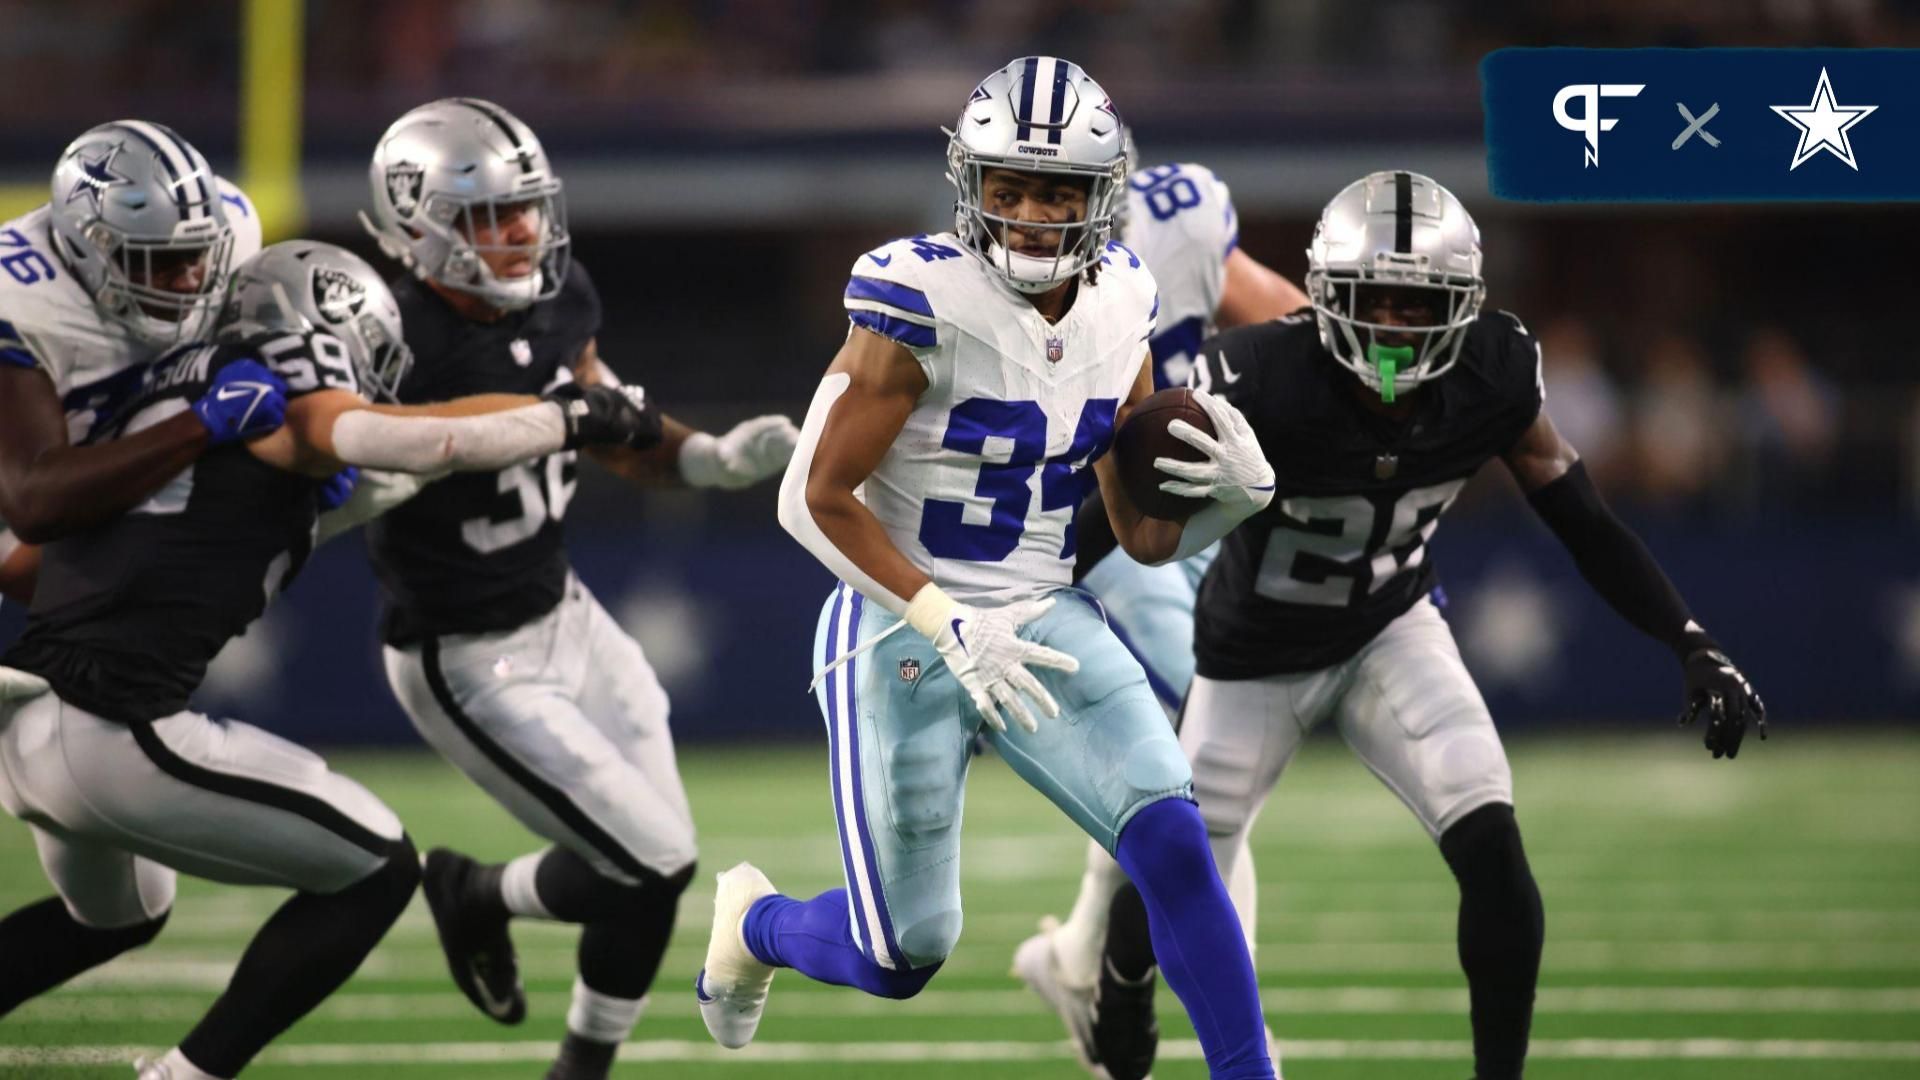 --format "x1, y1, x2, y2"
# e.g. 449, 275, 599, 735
843, 233, 1158, 606
1192, 311, 1544, 678
365, 263, 601, 645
